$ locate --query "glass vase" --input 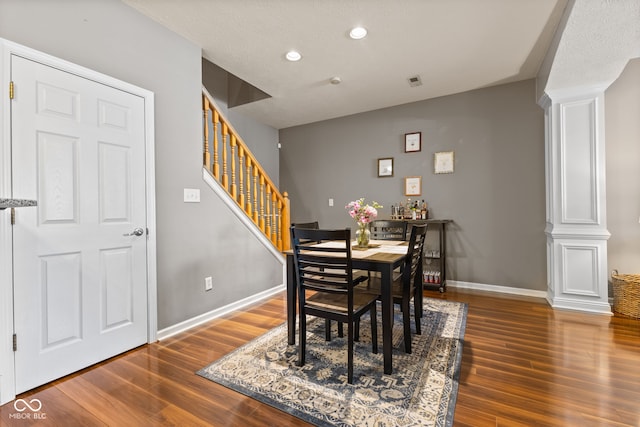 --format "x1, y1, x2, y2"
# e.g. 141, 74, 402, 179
355, 223, 370, 248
